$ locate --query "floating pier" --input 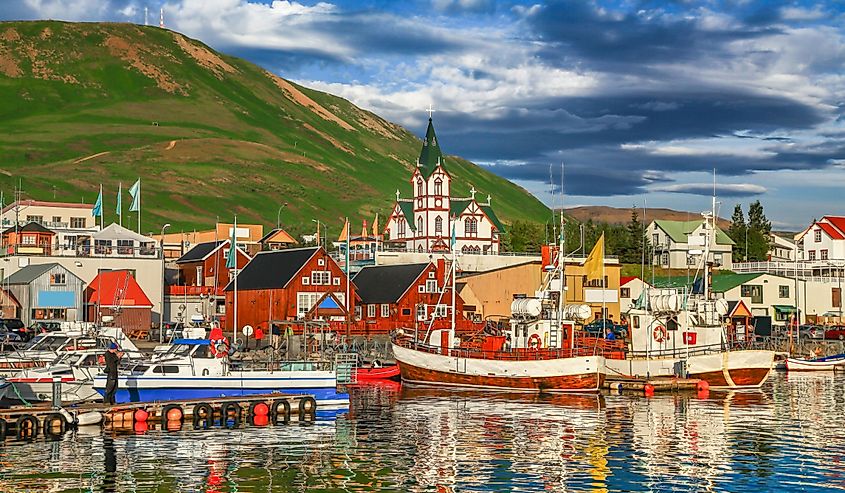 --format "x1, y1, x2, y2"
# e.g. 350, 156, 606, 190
0, 393, 316, 441
605, 376, 706, 394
